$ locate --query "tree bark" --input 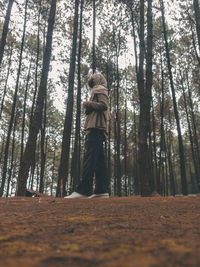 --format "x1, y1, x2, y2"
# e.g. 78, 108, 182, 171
56, 0, 79, 197
0, 44, 13, 119
186, 73, 200, 191
160, 0, 188, 195
20, 62, 32, 164
138, 0, 153, 196
92, 0, 96, 73
30, 0, 42, 126
158, 51, 165, 194
6, 113, 17, 197
16, 0, 57, 196
39, 96, 47, 193
193, 0, 200, 52
181, 76, 199, 191
0, 0, 14, 66
71, 0, 84, 191
113, 28, 121, 196
0, 0, 29, 197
